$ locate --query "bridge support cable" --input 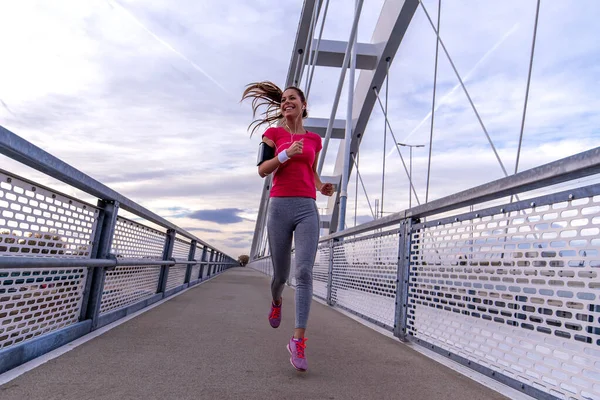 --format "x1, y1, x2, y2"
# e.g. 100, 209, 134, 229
317, 0, 364, 176
510, 0, 541, 205
515, 0, 541, 177
425, 0, 441, 204
380, 58, 390, 218
373, 88, 421, 206
490, 1, 543, 248
352, 153, 376, 219
305, 0, 330, 100
354, 151, 359, 226
418, 0, 509, 178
